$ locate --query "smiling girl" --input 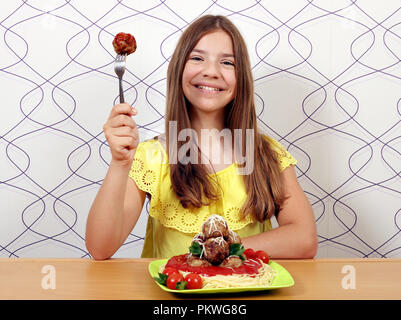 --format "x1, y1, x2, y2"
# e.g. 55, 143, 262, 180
85, 15, 318, 260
